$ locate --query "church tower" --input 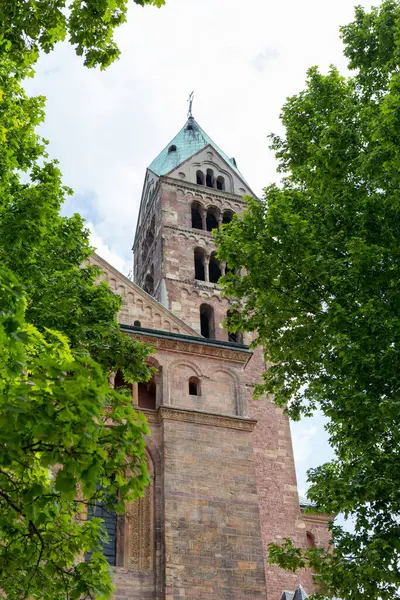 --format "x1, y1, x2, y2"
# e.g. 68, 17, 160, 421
132, 113, 254, 341
91, 109, 331, 600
